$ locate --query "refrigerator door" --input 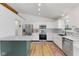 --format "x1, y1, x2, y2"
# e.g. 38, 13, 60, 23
22, 24, 33, 35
